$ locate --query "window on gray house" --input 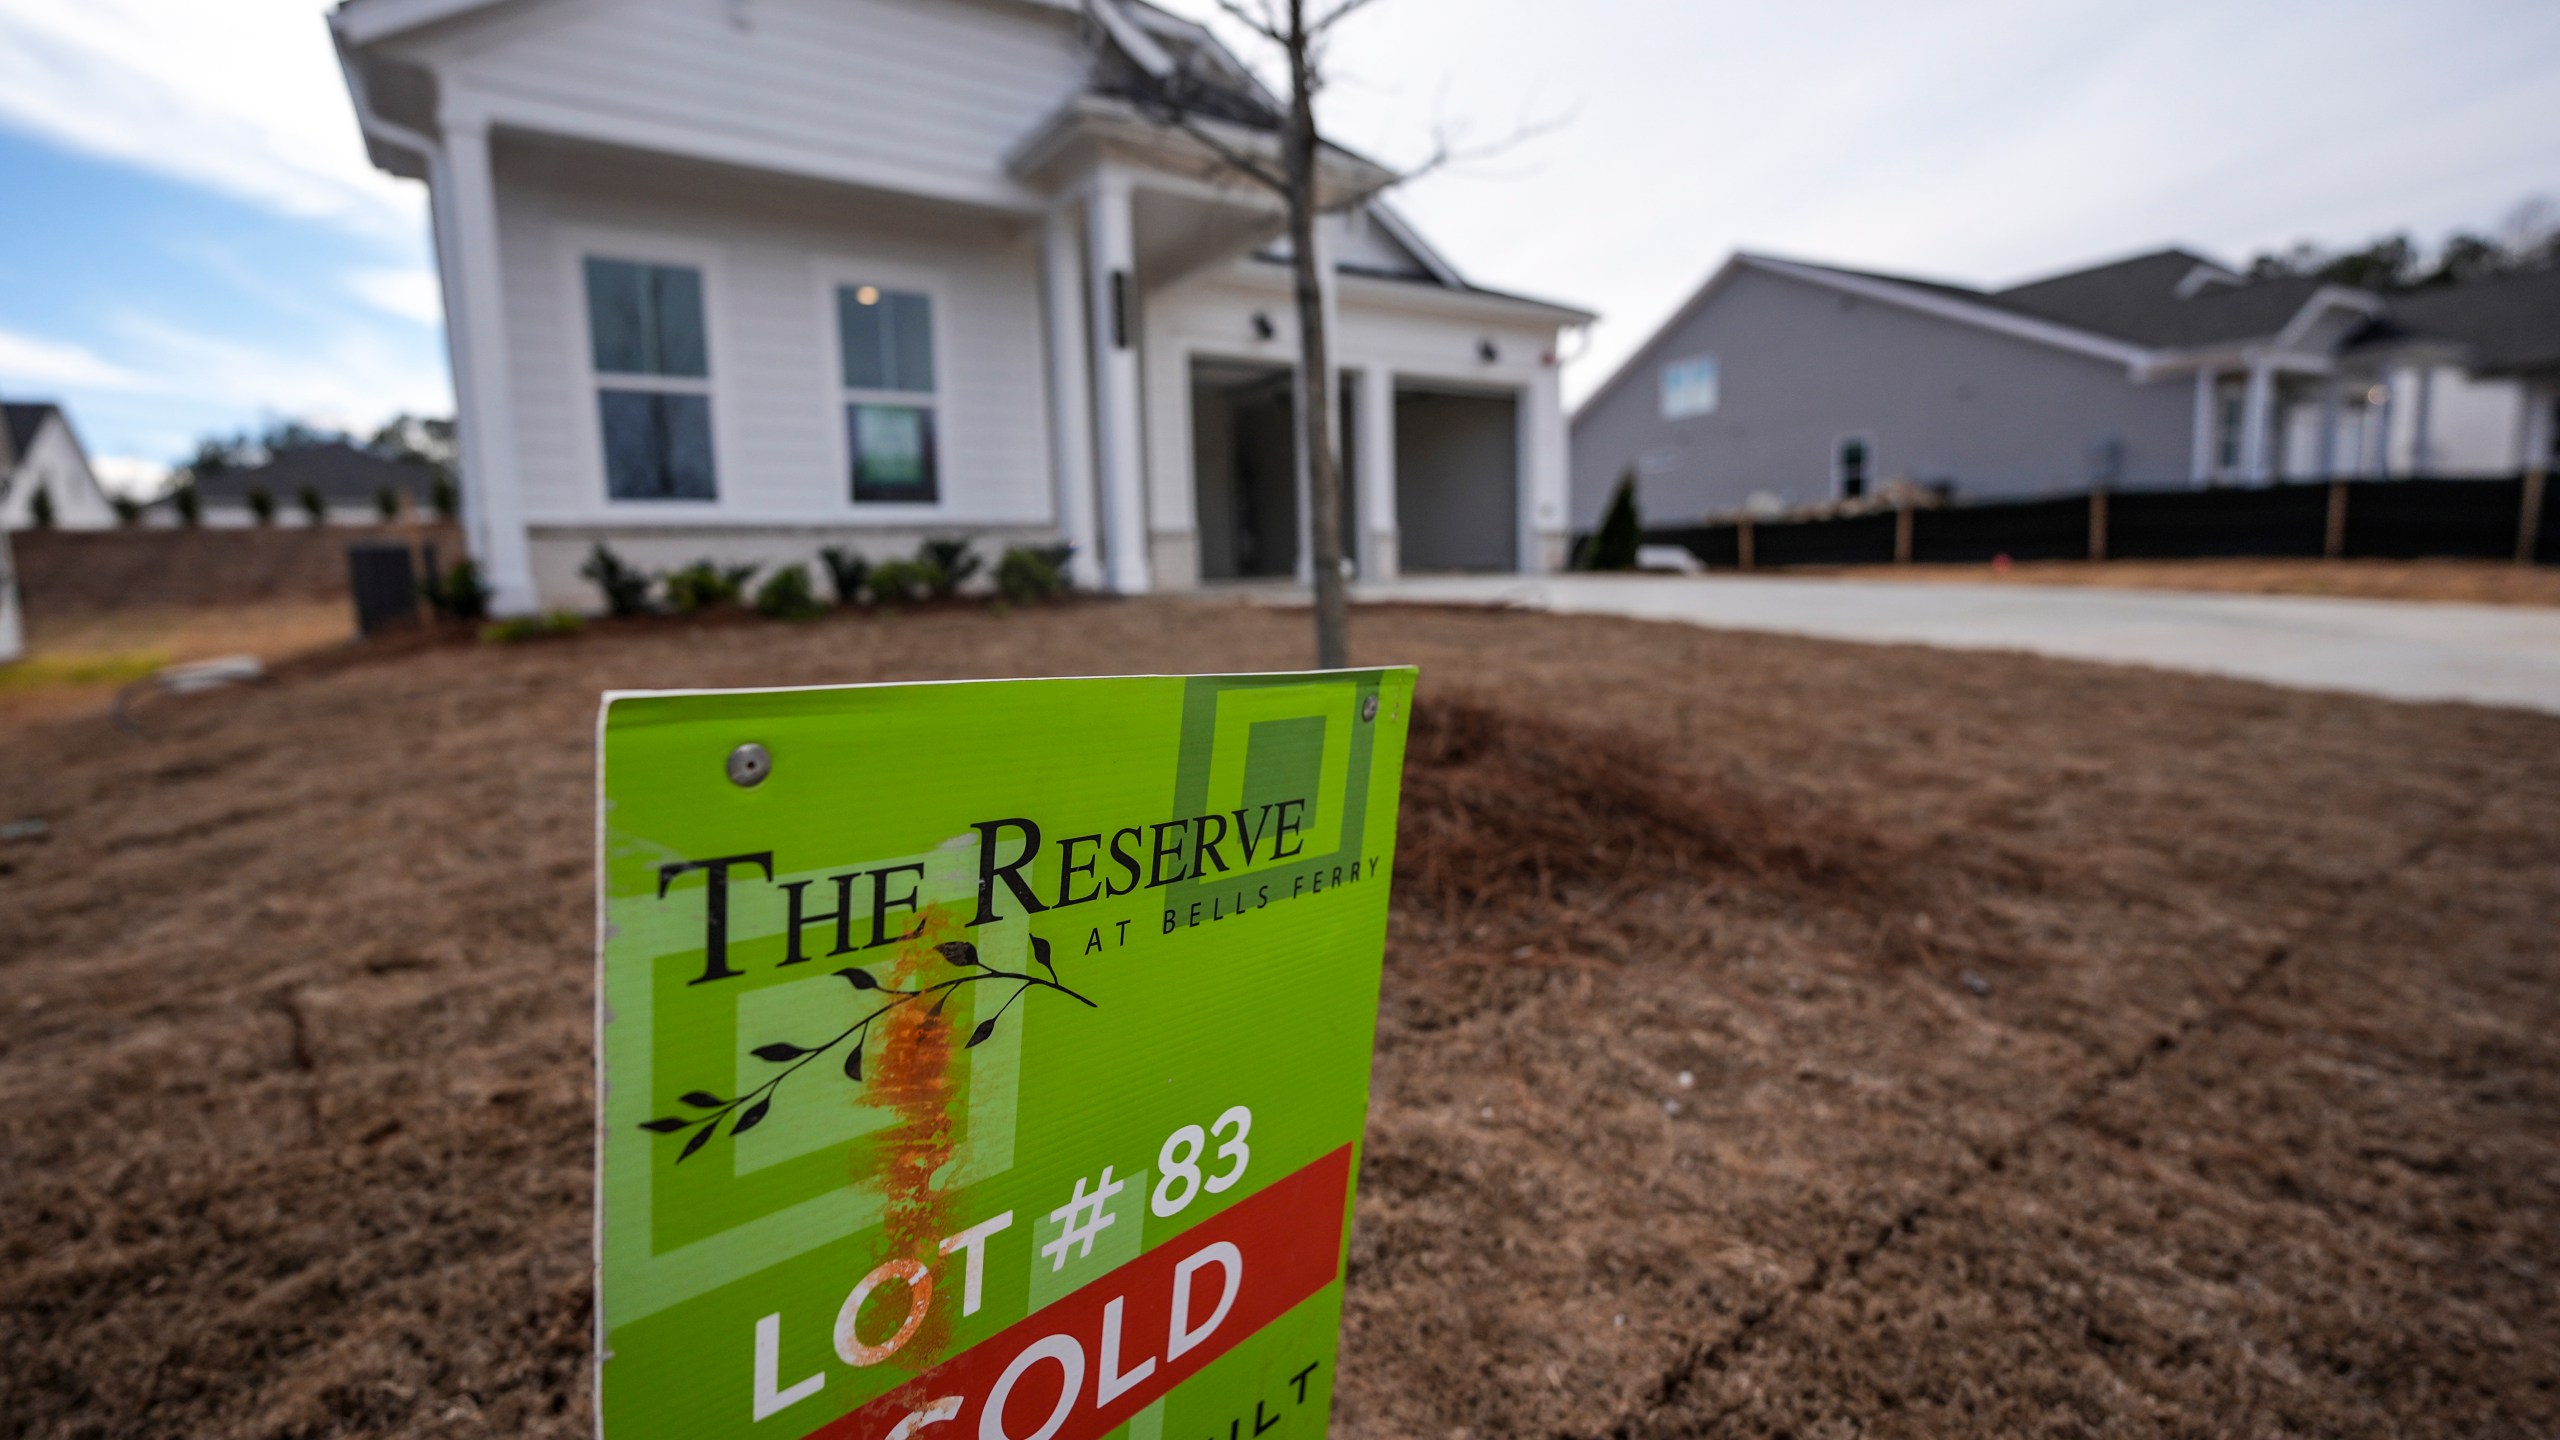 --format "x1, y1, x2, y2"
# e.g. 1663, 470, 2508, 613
1659, 354, 1719, 420
838, 284, 938, 503
586, 257, 715, 500
1837, 436, 1869, 499
2216, 393, 2243, 473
